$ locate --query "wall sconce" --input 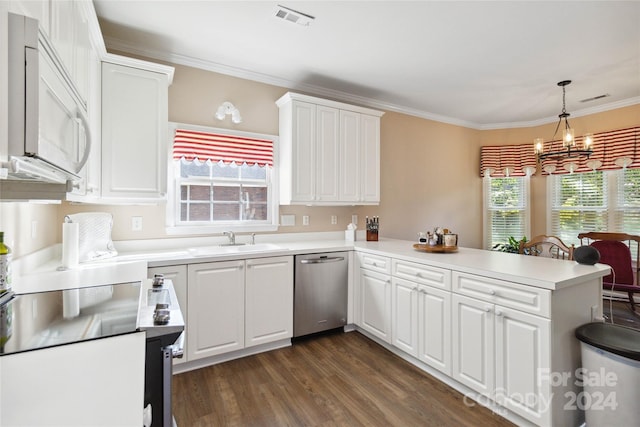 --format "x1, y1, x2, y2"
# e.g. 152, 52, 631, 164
215, 101, 242, 124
